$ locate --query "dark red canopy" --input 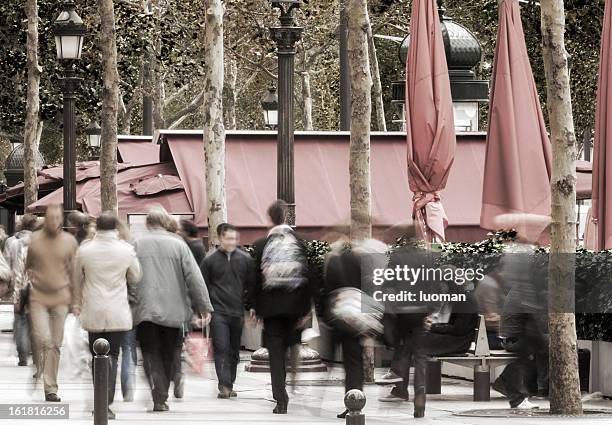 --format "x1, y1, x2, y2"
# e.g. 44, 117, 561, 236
405, 0, 456, 242
480, 0, 552, 237
590, 0, 612, 250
